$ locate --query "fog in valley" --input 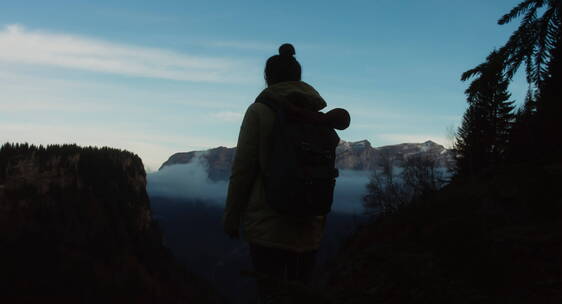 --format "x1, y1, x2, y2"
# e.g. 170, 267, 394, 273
145, 158, 373, 303
147, 157, 371, 214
